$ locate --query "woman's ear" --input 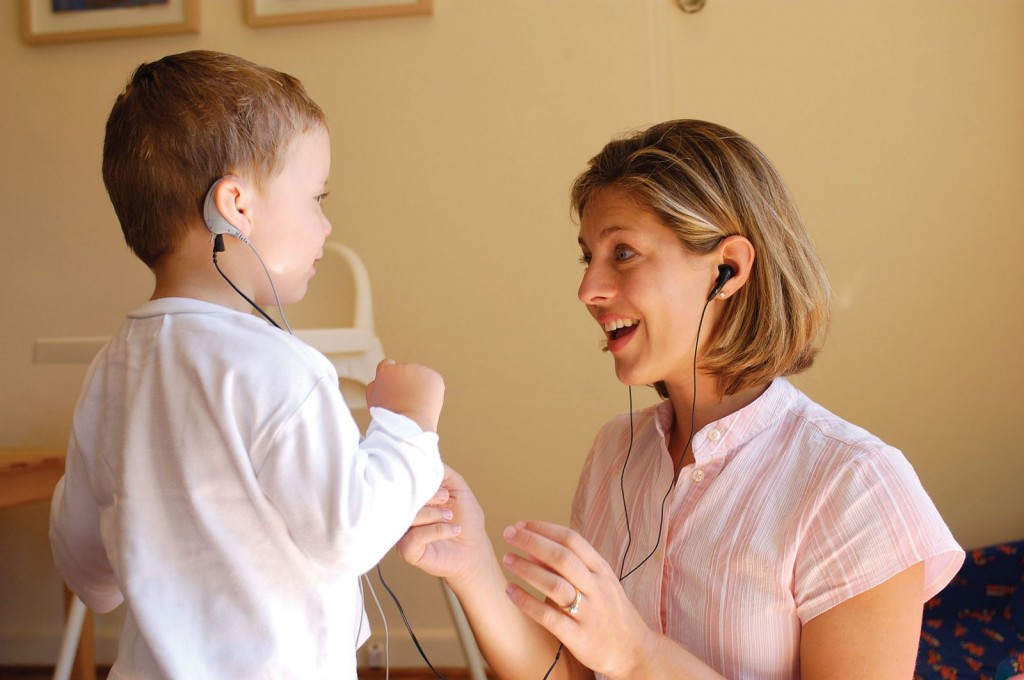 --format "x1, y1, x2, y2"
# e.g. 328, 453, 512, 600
715, 235, 755, 299
207, 175, 254, 240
